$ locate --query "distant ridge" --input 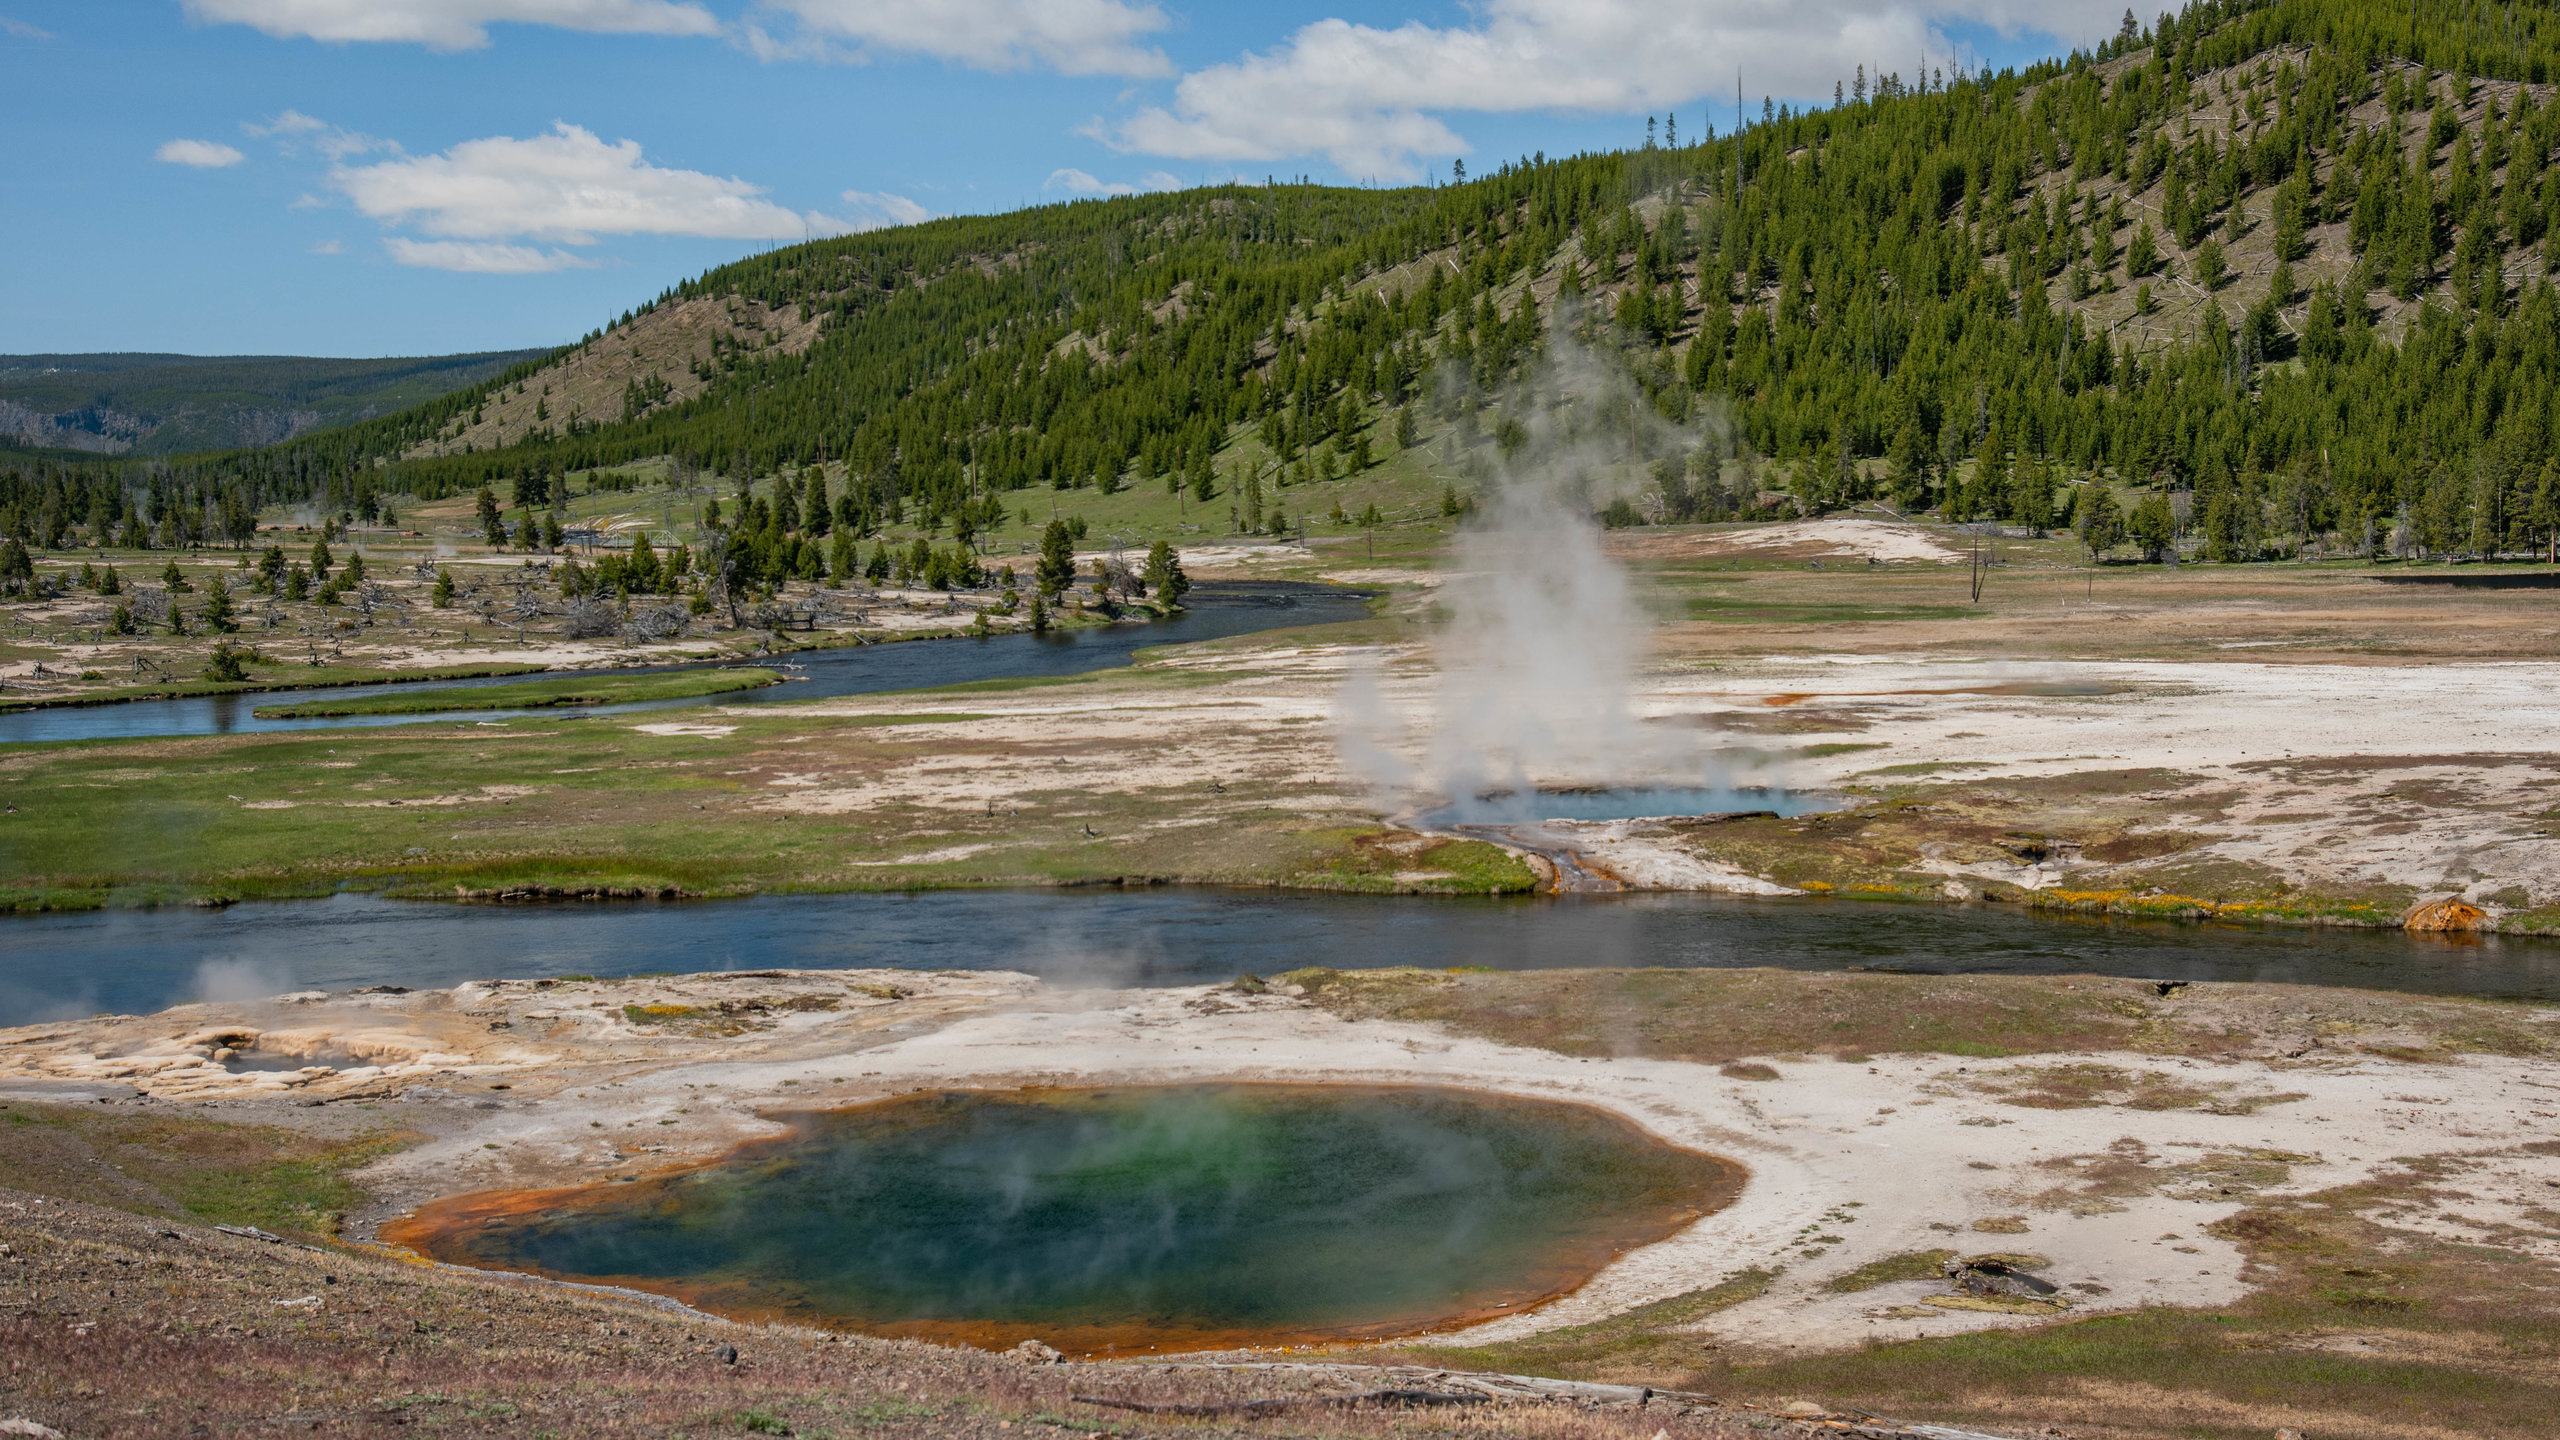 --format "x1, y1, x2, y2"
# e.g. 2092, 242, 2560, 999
0, 349, 551, 457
